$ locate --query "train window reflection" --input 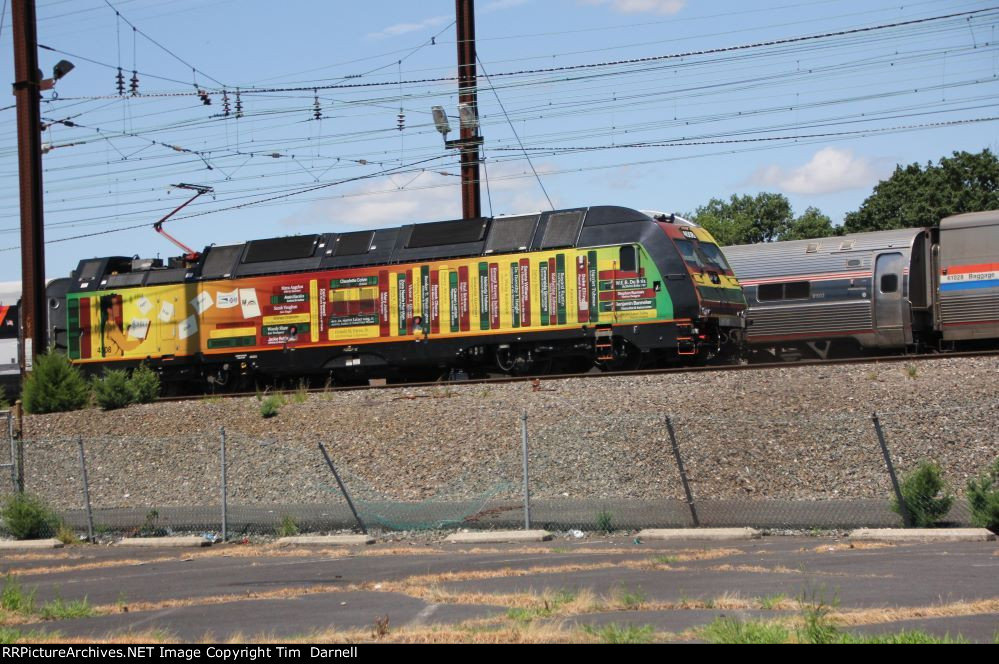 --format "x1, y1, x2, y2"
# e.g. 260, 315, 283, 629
673, 240, 703, 268
758, 281, 810, 301
880, 274, 898, 293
